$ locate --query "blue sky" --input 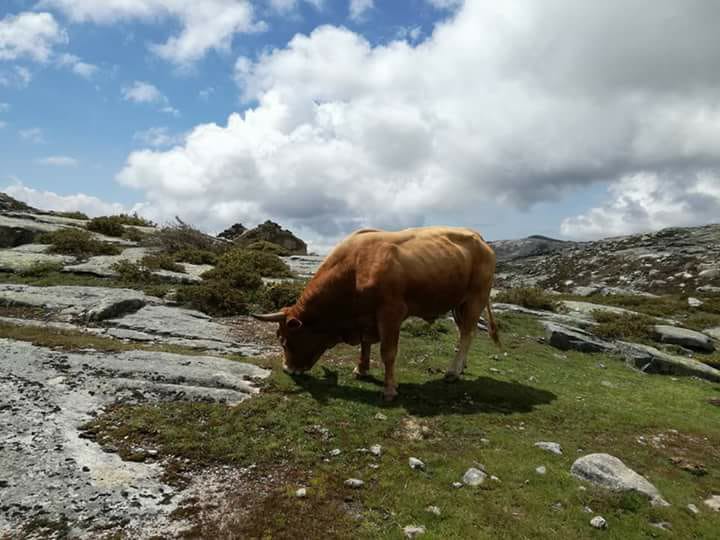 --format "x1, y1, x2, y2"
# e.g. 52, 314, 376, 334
2, 1, 719, 250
